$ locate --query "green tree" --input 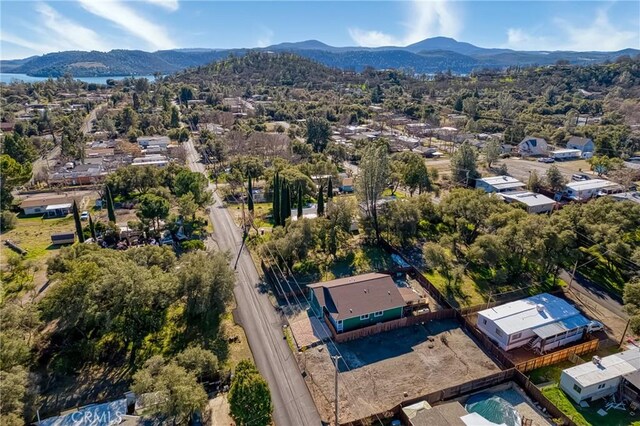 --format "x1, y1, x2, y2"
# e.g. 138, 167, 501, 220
177, 250, 235, 328
174, 346, 219, 382
450, 142, 479, 186
527, 170, 542, 192
0, 366, 28, 425
178, 193, 198, 220
297, 184, 303, 219
133, 357, 207, 424
0, 155, 32, 210
137, 193, 170, 231
229, 360, 273, 426
247, 175, 254, 213
356, 144, 390, 241
106, 185, 117, 223
170, 106, 180, 128
179, 86, 194, 105
317, 184, 325, 217
88, 214, 97, 240
423, 242, 457, 286
272, 173, 281, 227
545, 165, 566, 192
624, 278, 640, 335
371, 84, 384, 104
174, 170, 212, 207
72, 200, 85, 243
1, 133, 37, 165
132, 92, 141, 111
327, 178, 333, 199
306, 117, 331, 153
483, 139, 501, 169
395, 151, 431, 196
